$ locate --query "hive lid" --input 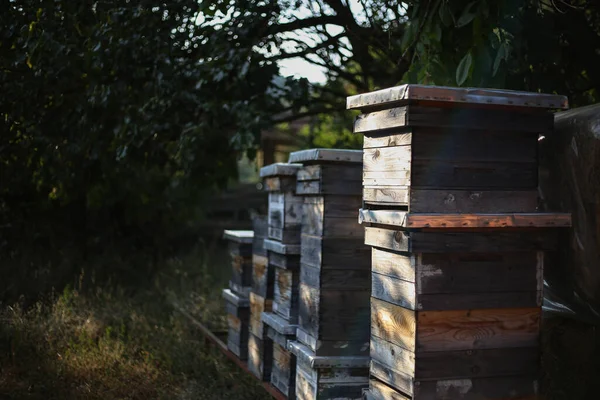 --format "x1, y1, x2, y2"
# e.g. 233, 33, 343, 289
259, 162, 303, 178
222, 229, 254, 243
261, 312, 297, 335
287, 340, 369, 368
263, 238, 301, 255
346, 84, 569, 111
222, 289, 249, 307
288, 148, 362, 164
